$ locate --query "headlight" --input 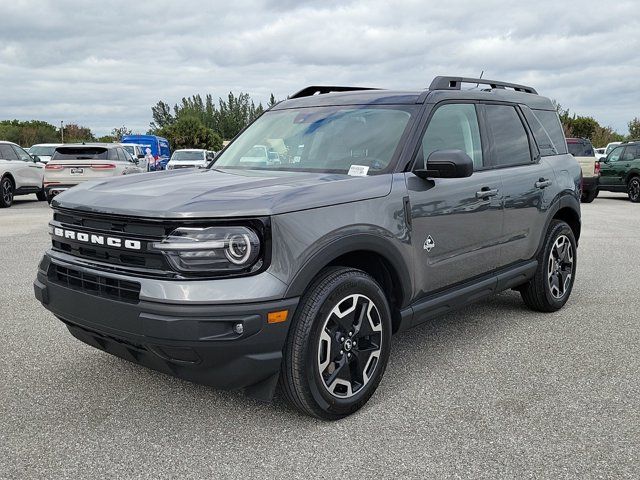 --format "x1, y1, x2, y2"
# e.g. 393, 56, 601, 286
152, 226, 261, 273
